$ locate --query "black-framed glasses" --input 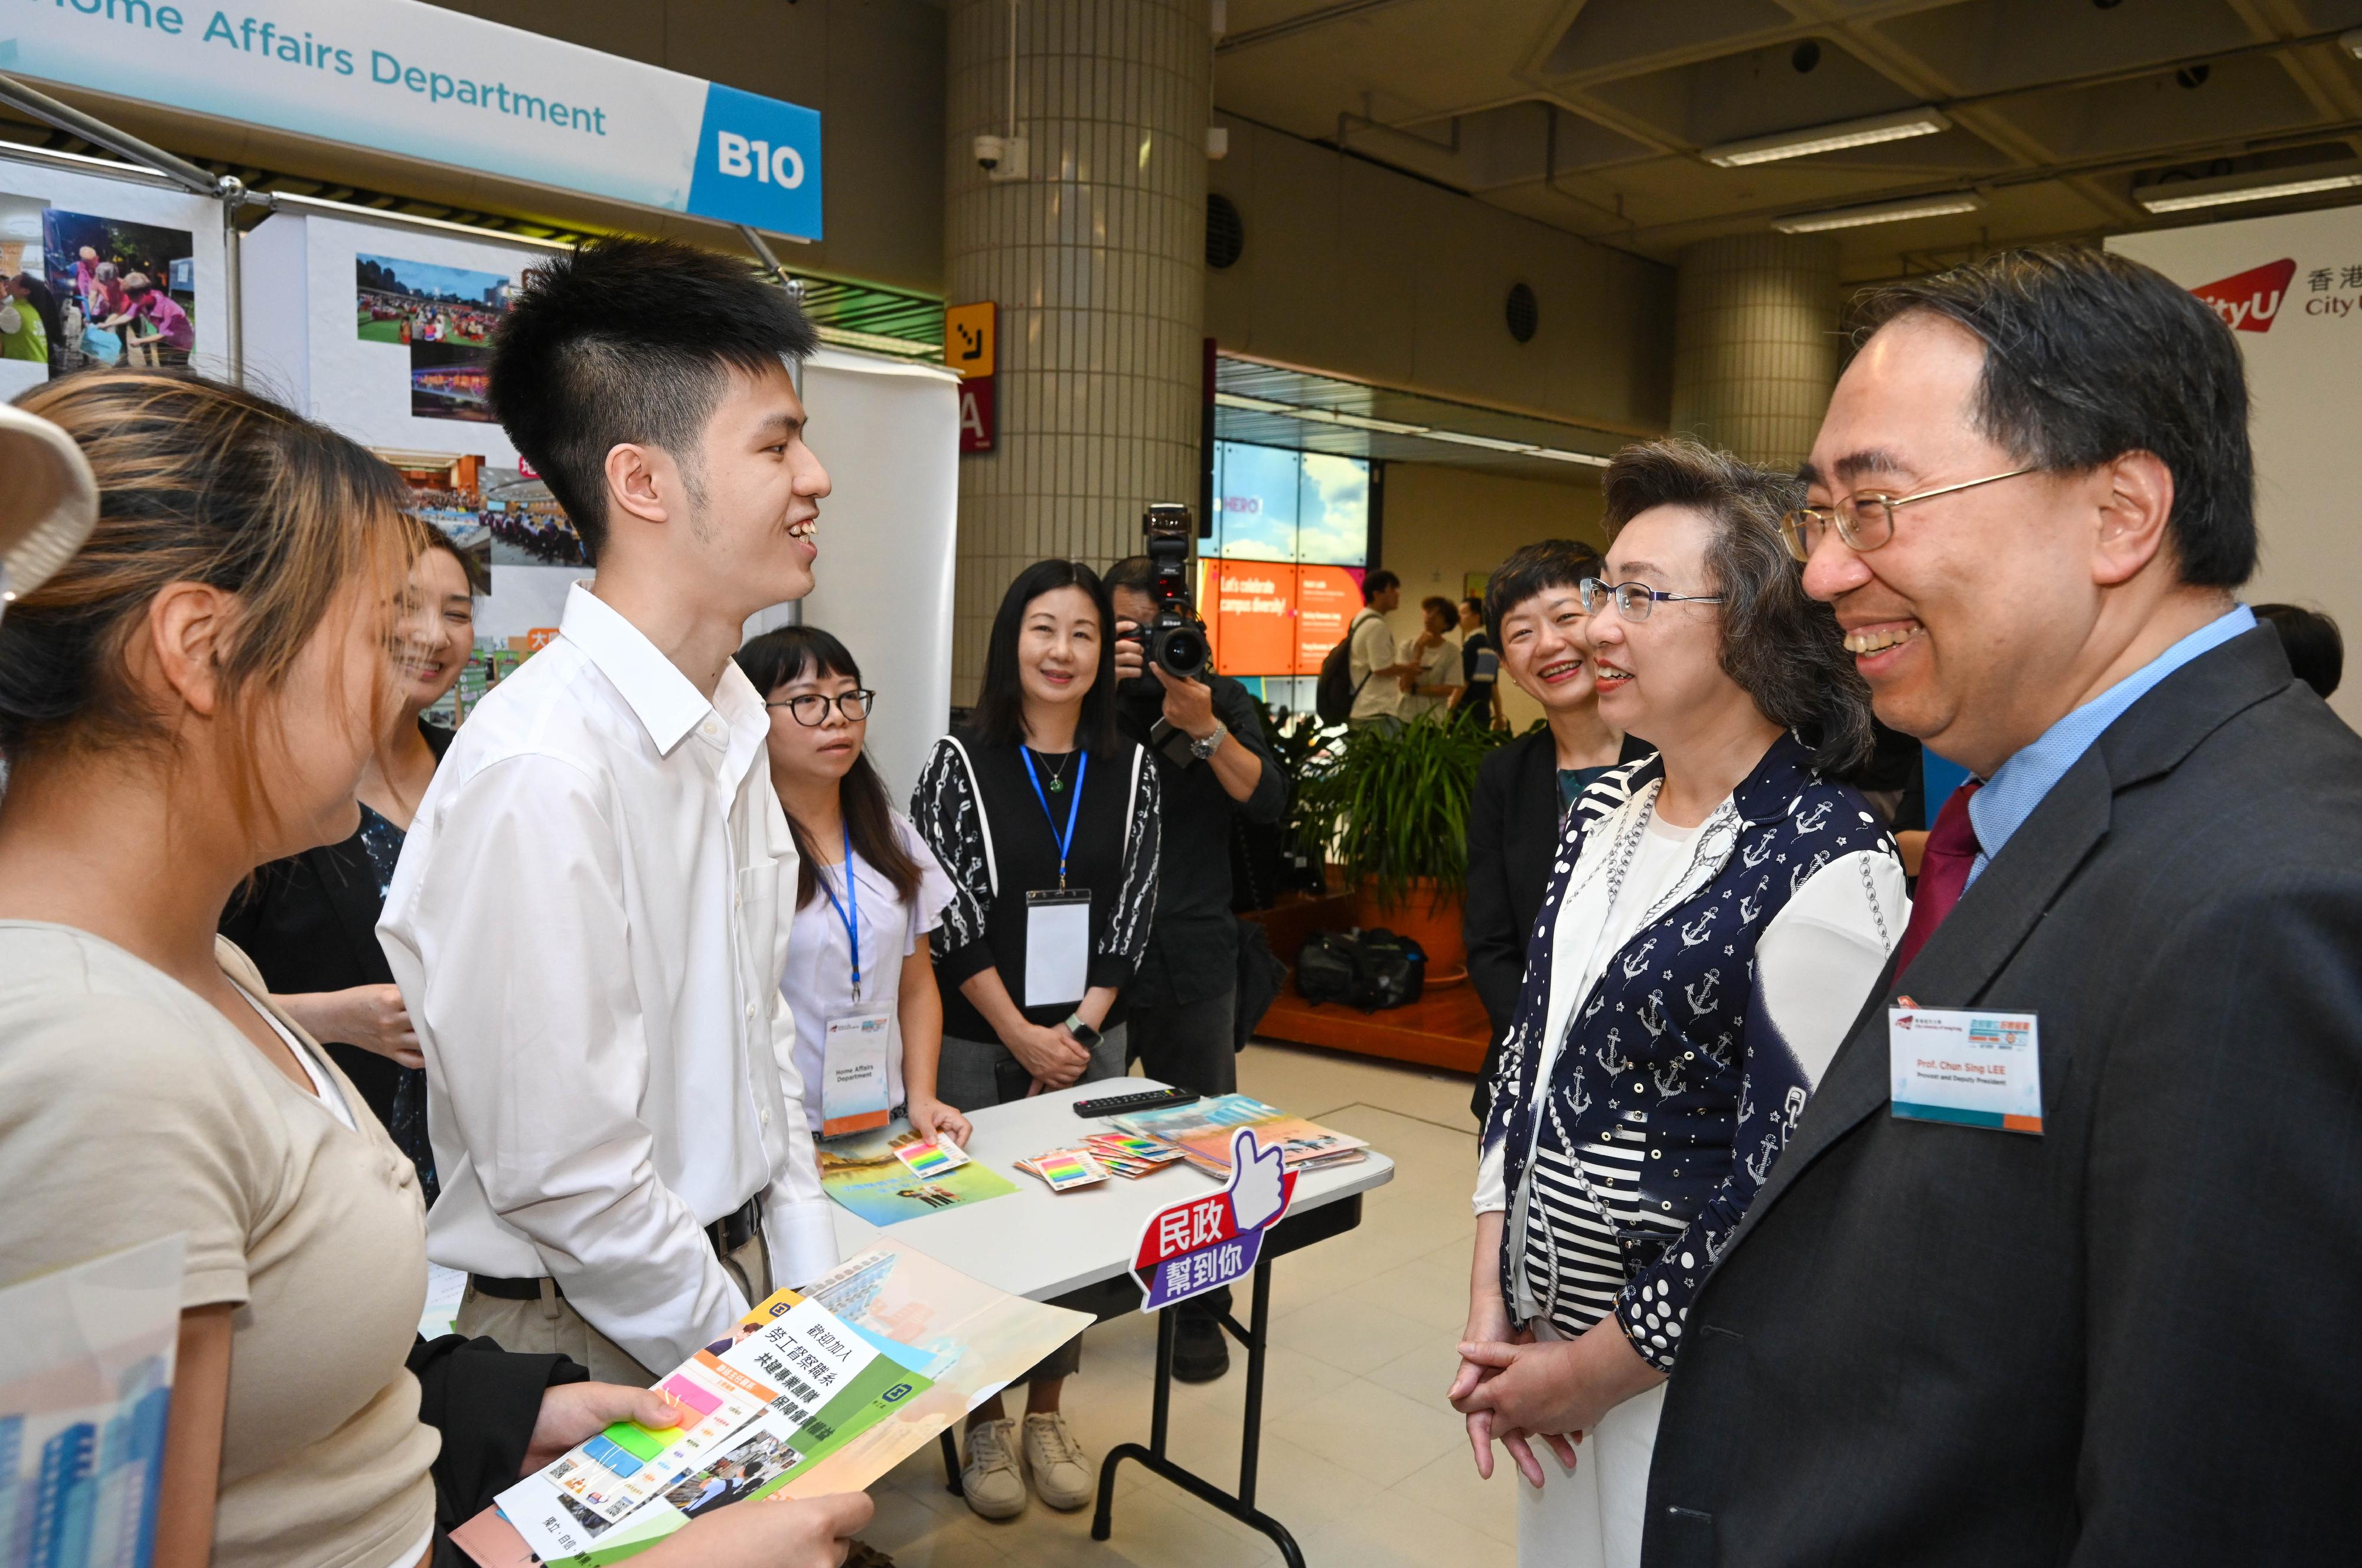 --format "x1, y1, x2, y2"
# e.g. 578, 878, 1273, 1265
1578, 577, 1724, 622
766, 690, 876, 726
1779, 468, 2037, 563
